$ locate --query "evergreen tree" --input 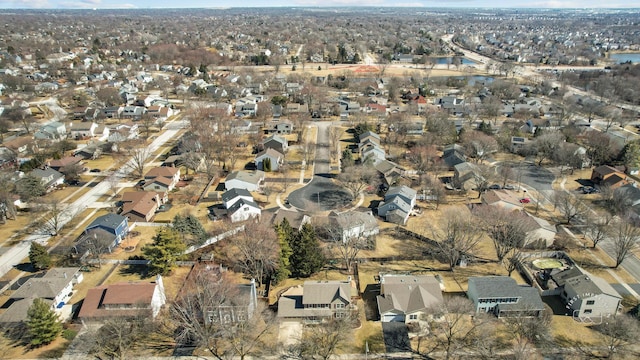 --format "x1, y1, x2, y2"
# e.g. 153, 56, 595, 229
26, 298, 62, 346
173, 214, 207, 245
274, 219, 294, 283
263, 157, 272, 172
142, 228, 186, 276
341, 149, 354, 168
289, 223, 325, 278
29, 243, 51, 271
